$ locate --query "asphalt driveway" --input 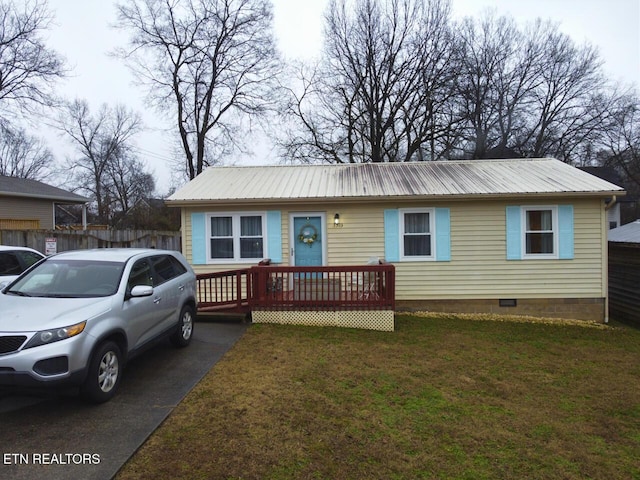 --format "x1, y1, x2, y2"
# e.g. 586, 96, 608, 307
0, 319, 249, 480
